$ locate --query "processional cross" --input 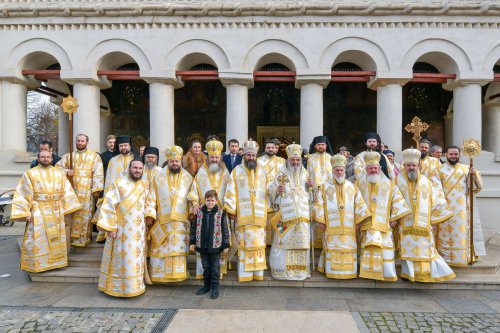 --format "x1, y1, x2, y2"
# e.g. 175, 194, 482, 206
61, 96, 79, 183
405, 116, 429, 147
